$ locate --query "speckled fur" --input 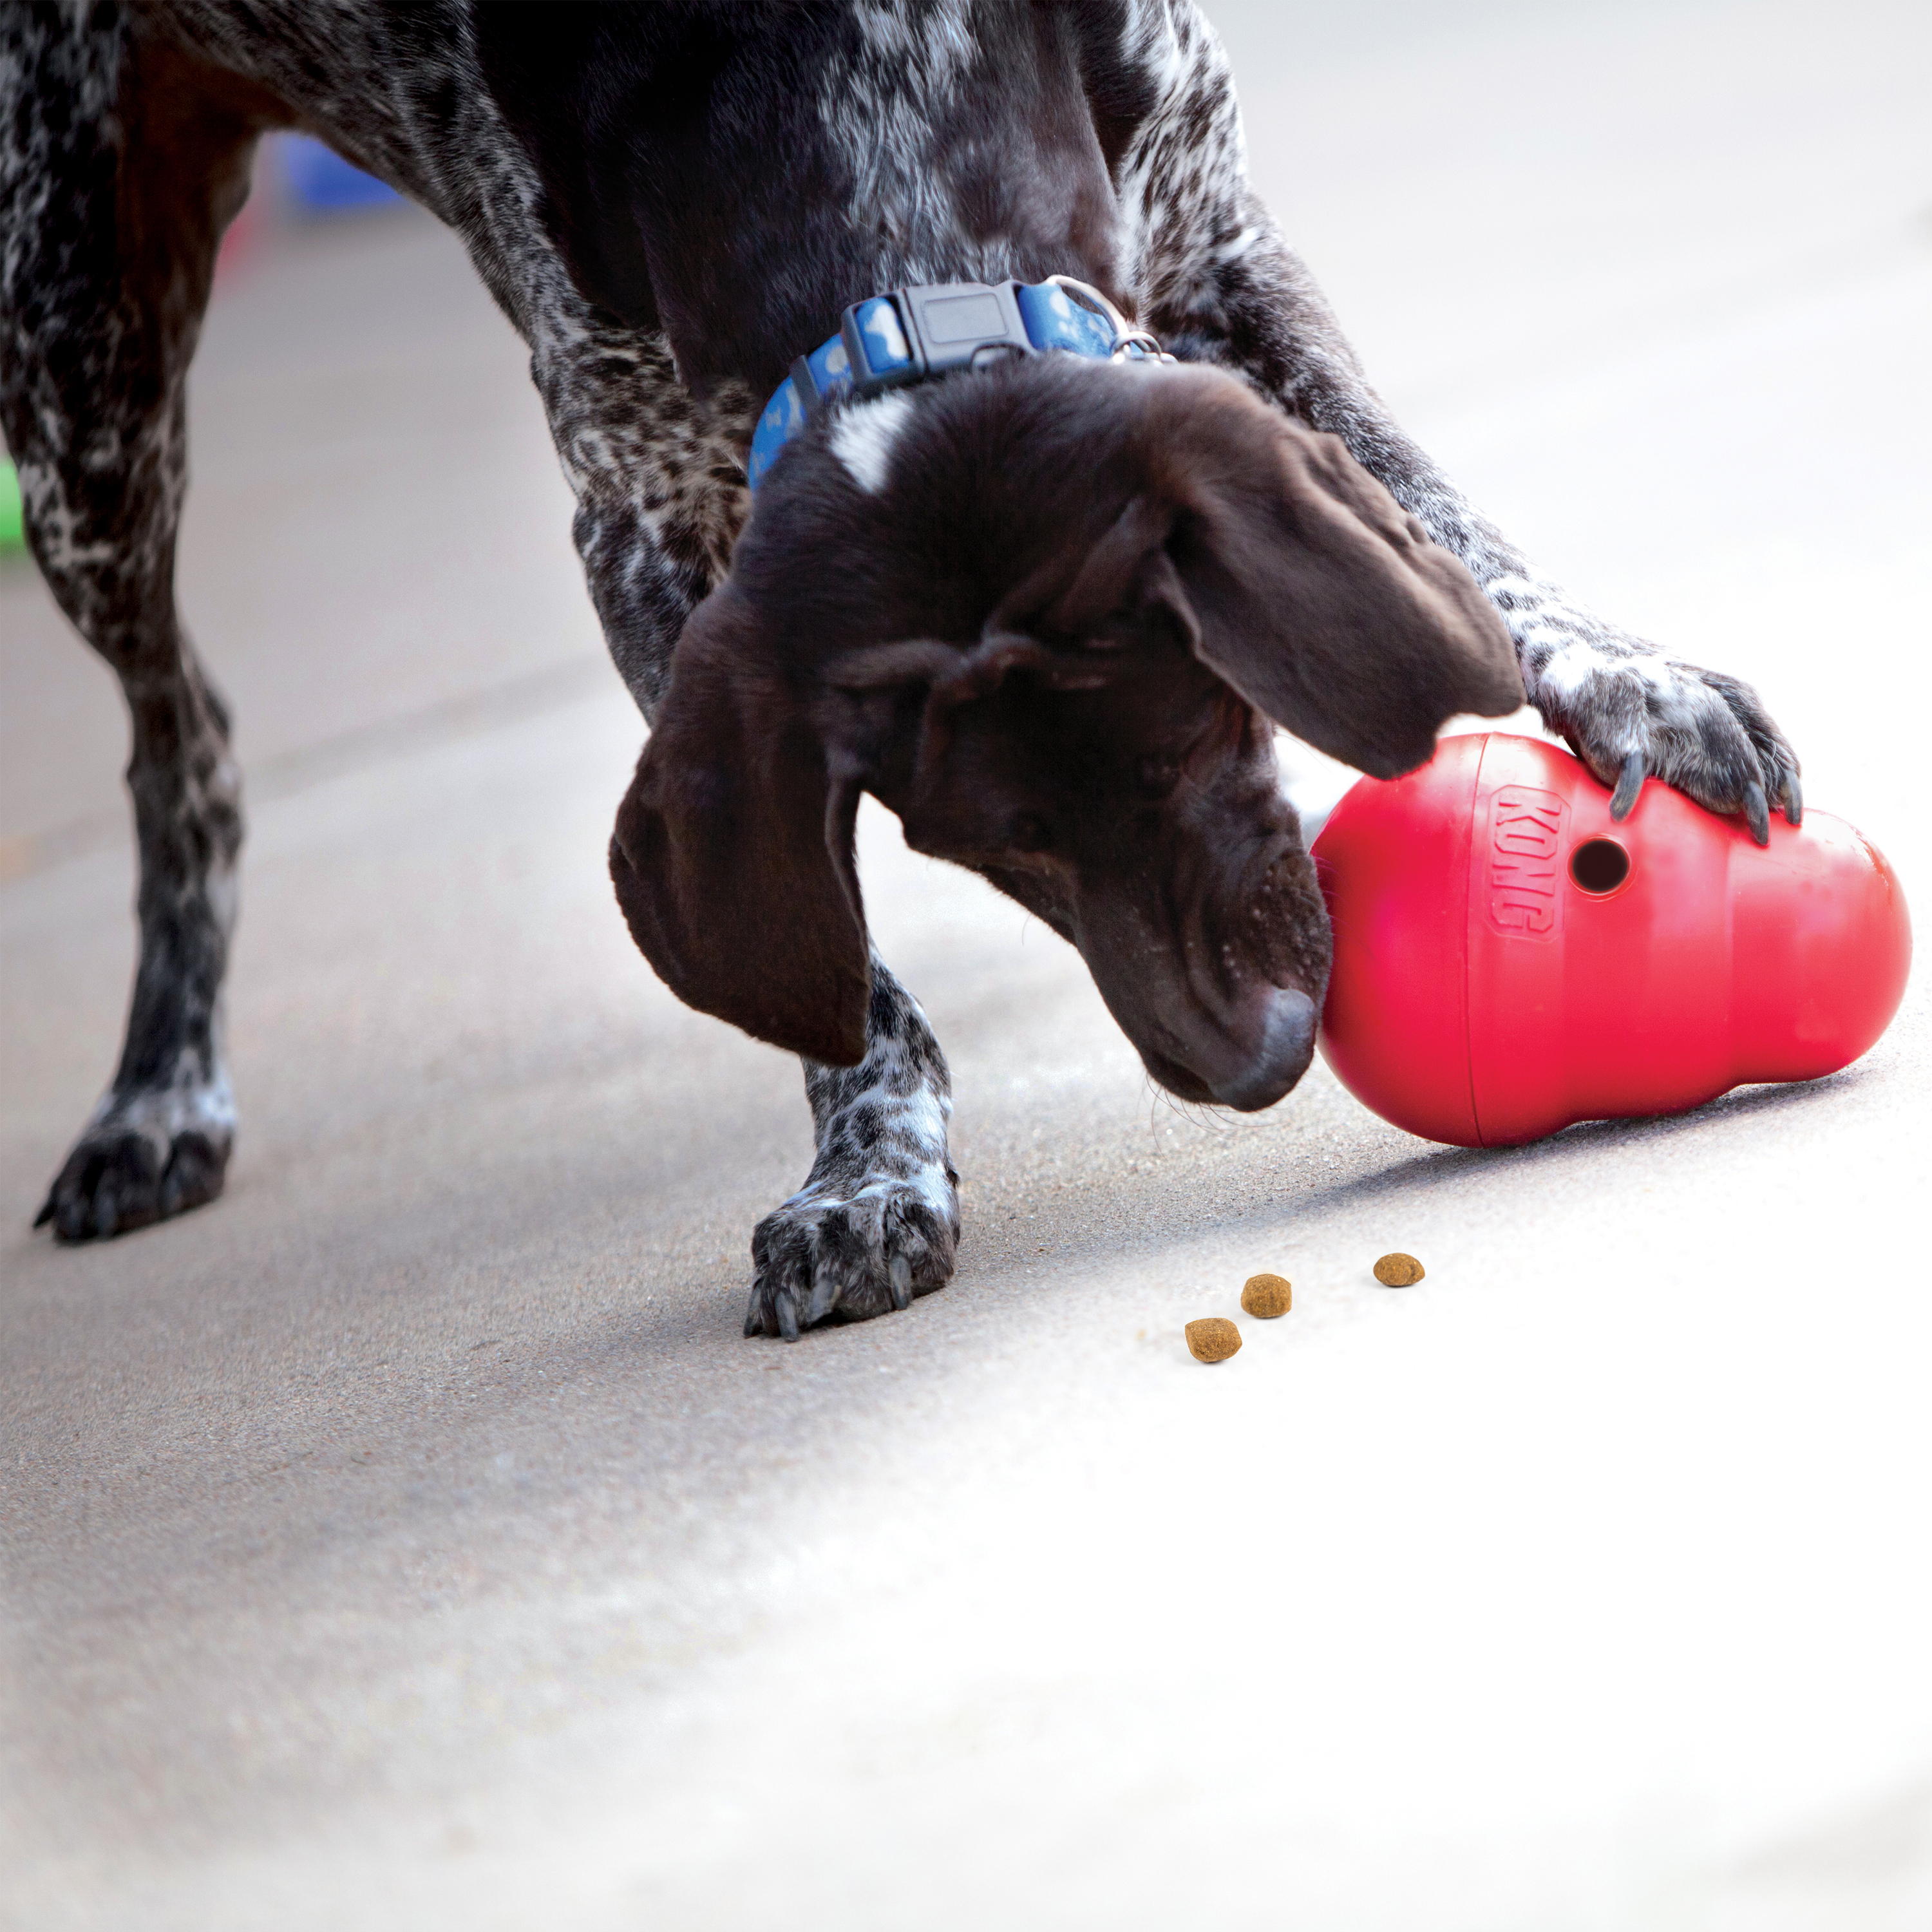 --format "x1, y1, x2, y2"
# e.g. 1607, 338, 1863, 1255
1106, 1, 1799, 833
1, 3, 250, 1238
746, 958, 959, 1339
4, 0, 1799, 1320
